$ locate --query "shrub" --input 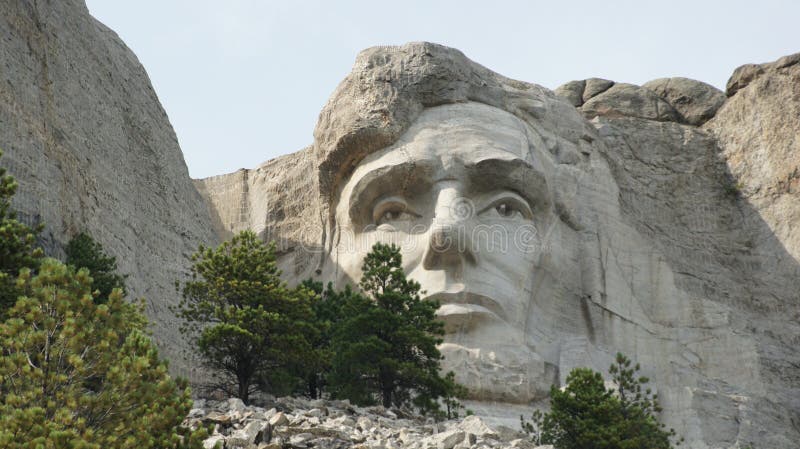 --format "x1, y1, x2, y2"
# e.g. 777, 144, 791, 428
522, 353, 680, 449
